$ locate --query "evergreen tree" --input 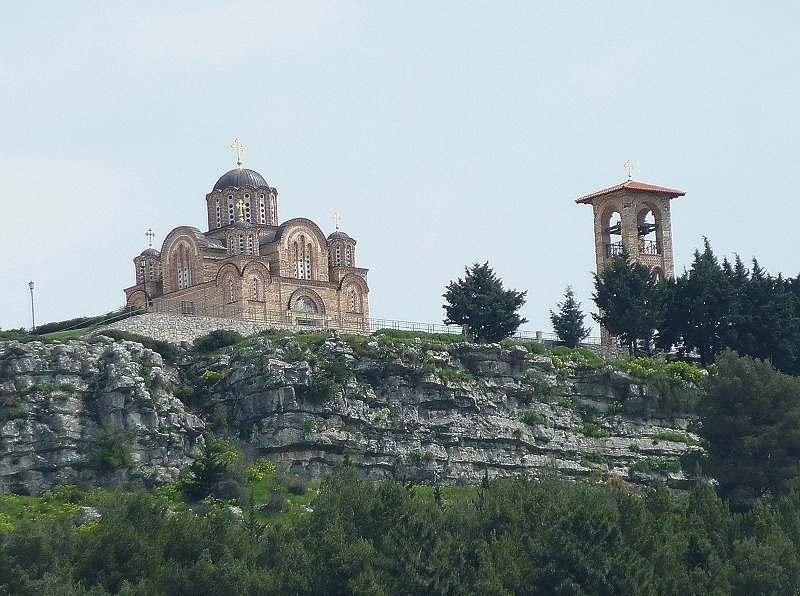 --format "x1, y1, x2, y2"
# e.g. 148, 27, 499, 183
443, 262, 528, 343
592, 248, 665, 355
666, 239, 733, 366
550, 285, 591, 348
702, 350, 800, 510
